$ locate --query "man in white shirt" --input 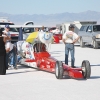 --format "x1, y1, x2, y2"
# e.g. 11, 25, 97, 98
62, 24, 79, 68
2, 24, 11, 69
3, 24, 17, 69
3, 25, 17, 69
